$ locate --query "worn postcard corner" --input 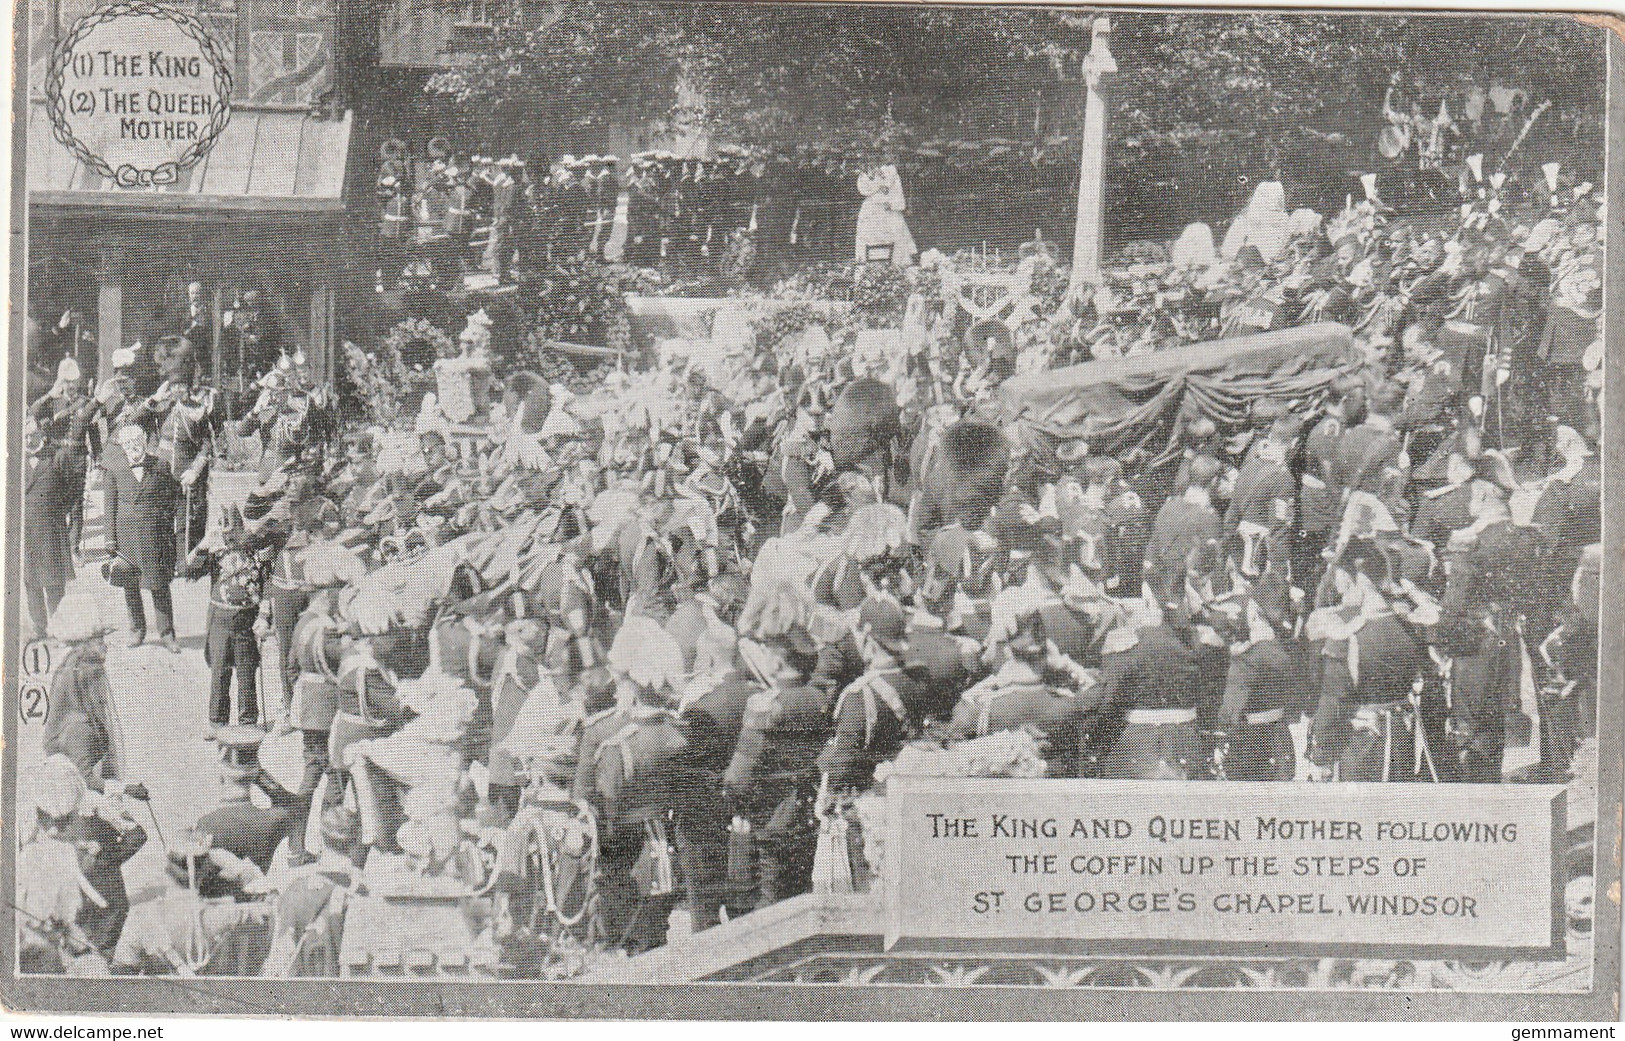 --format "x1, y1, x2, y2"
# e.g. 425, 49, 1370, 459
3, 0, 1620, 1021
